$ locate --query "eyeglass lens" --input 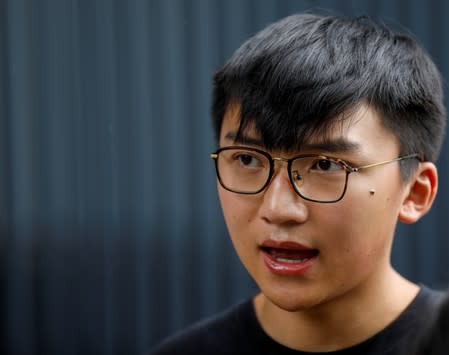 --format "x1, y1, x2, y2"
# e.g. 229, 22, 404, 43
216, 148, 347, 202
